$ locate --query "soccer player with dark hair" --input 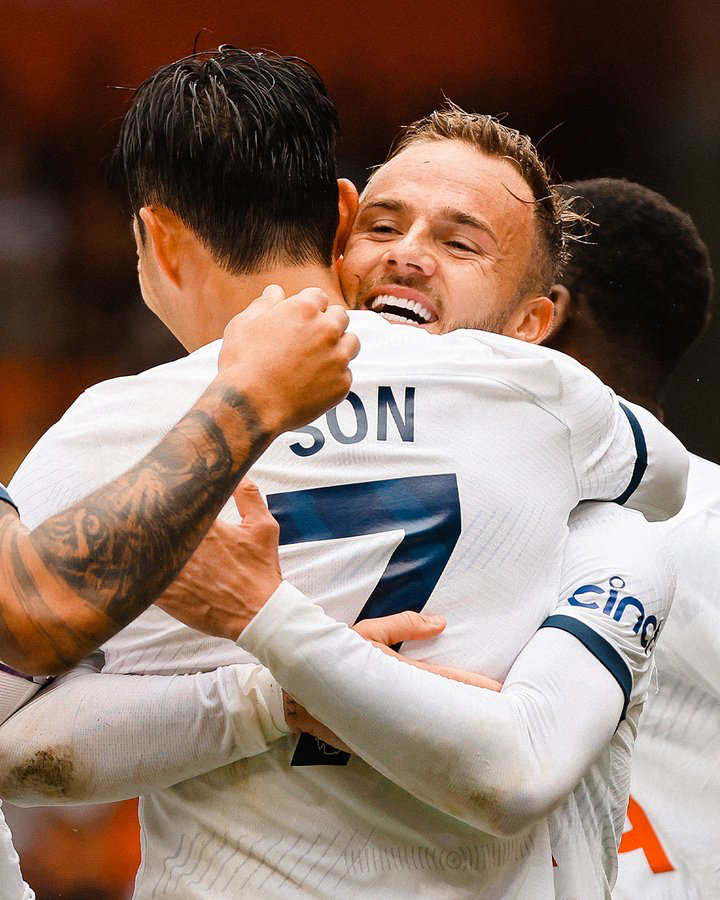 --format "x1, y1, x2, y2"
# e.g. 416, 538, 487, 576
0, 50, 689, 898
0, 49, 360, 897
546, 177, 718, 897
0, 194, 356, 900
119, 48, 342, 275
